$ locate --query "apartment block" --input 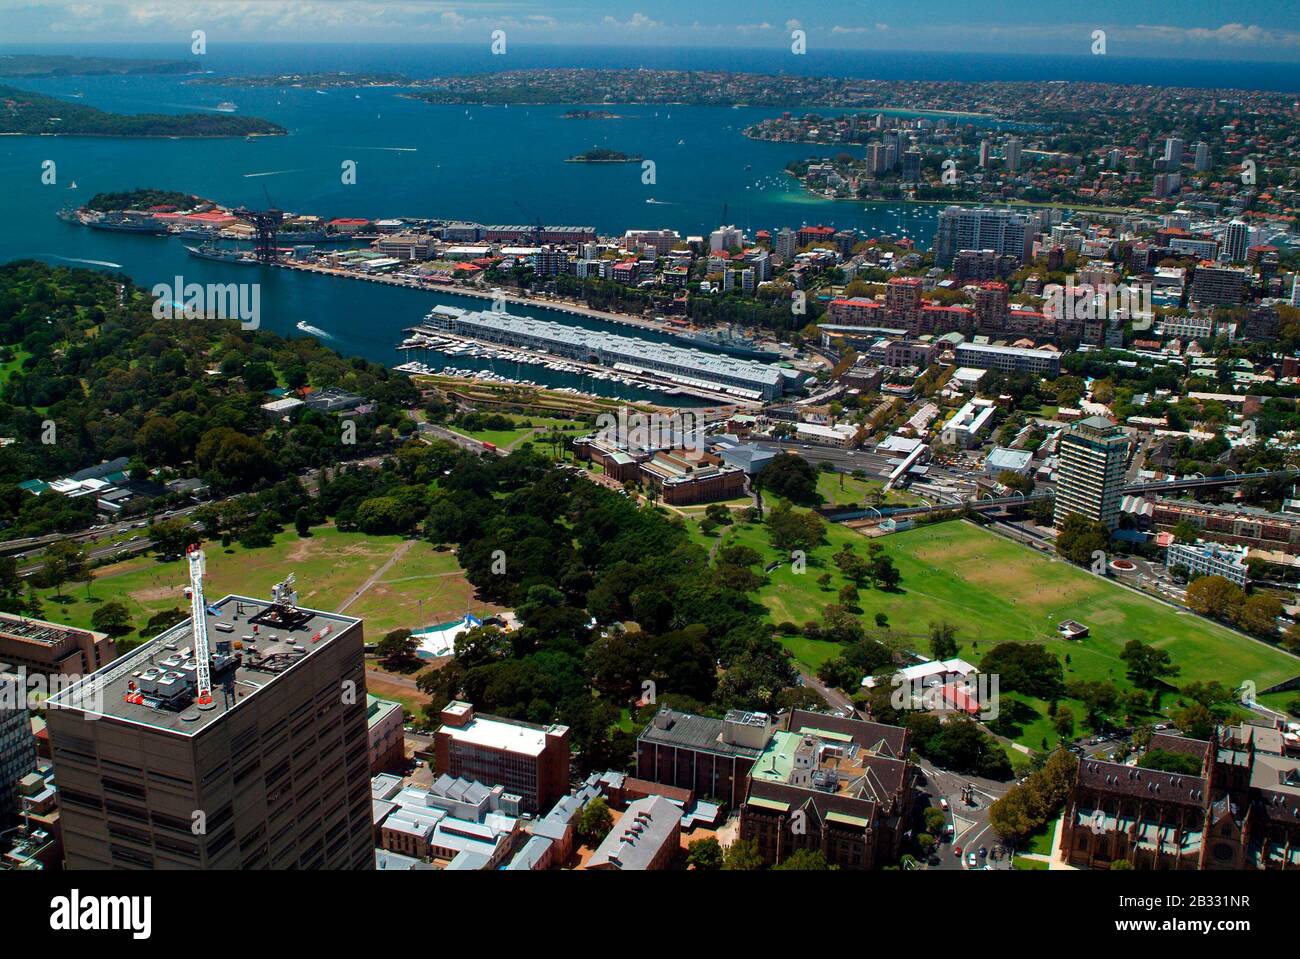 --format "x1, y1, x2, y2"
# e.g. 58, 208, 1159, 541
1054, 416, 1129, 531
1166, 542, 1250, 588
954, 342, 1061, 375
